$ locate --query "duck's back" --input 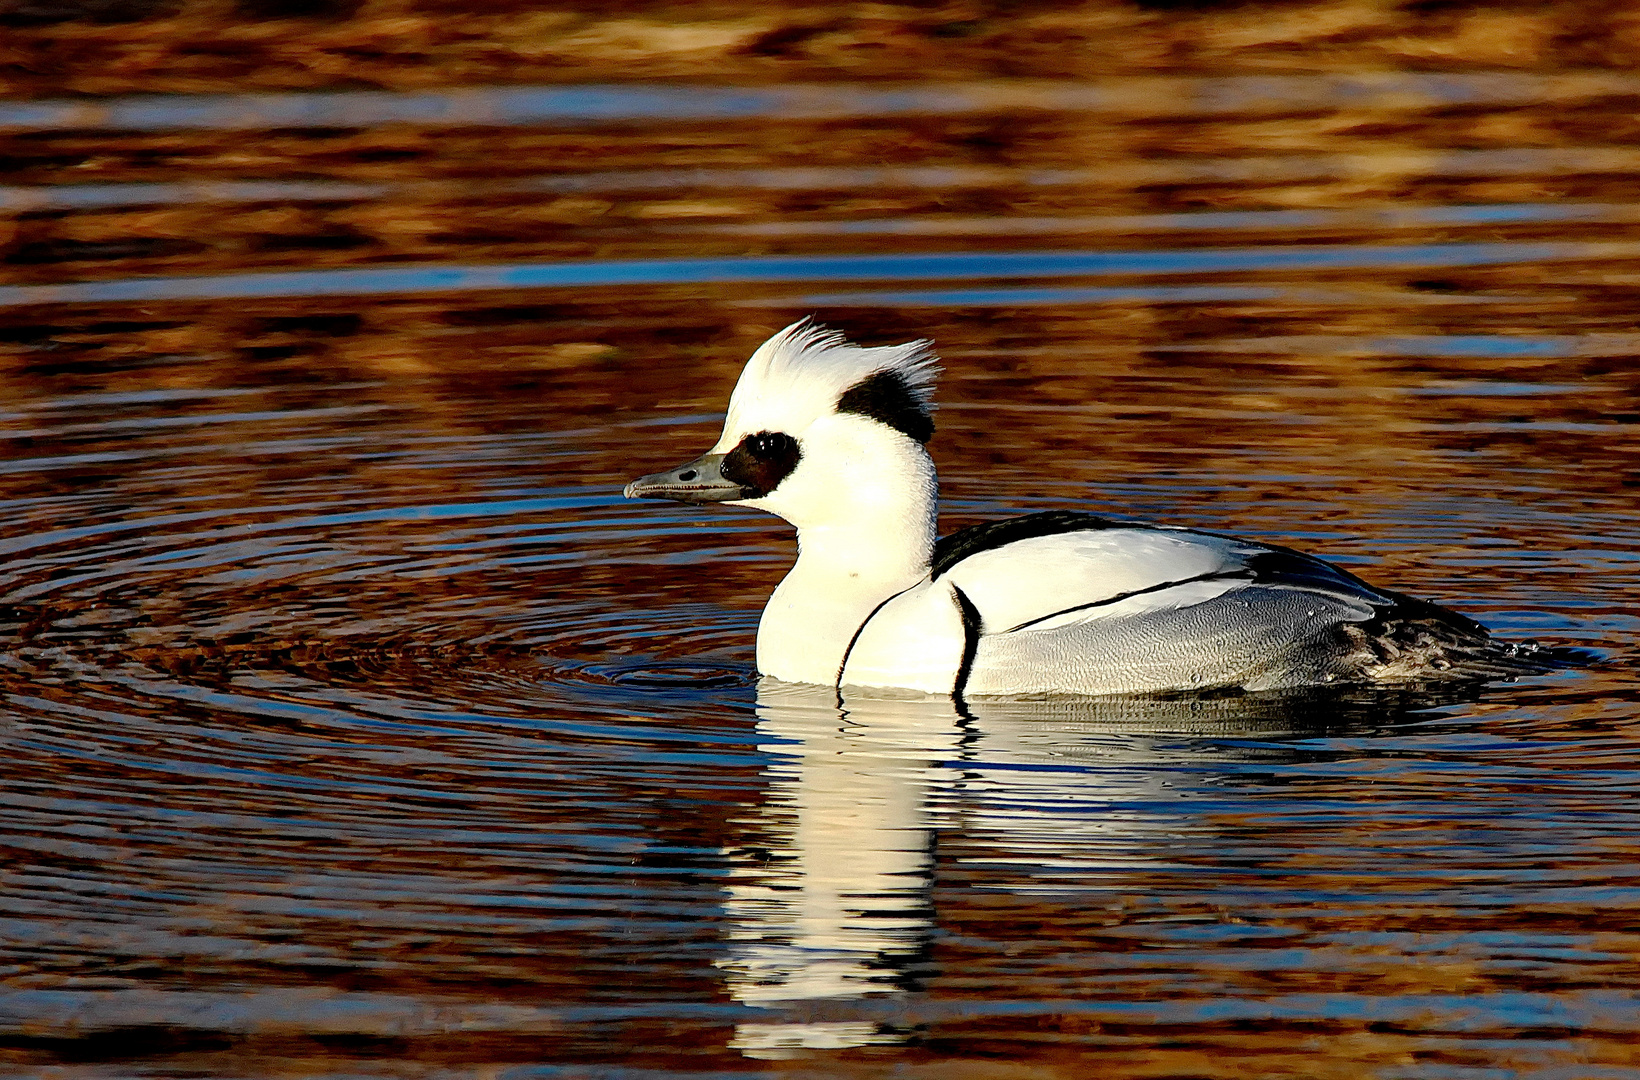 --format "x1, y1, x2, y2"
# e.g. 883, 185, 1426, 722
840, 511, 1538, 697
